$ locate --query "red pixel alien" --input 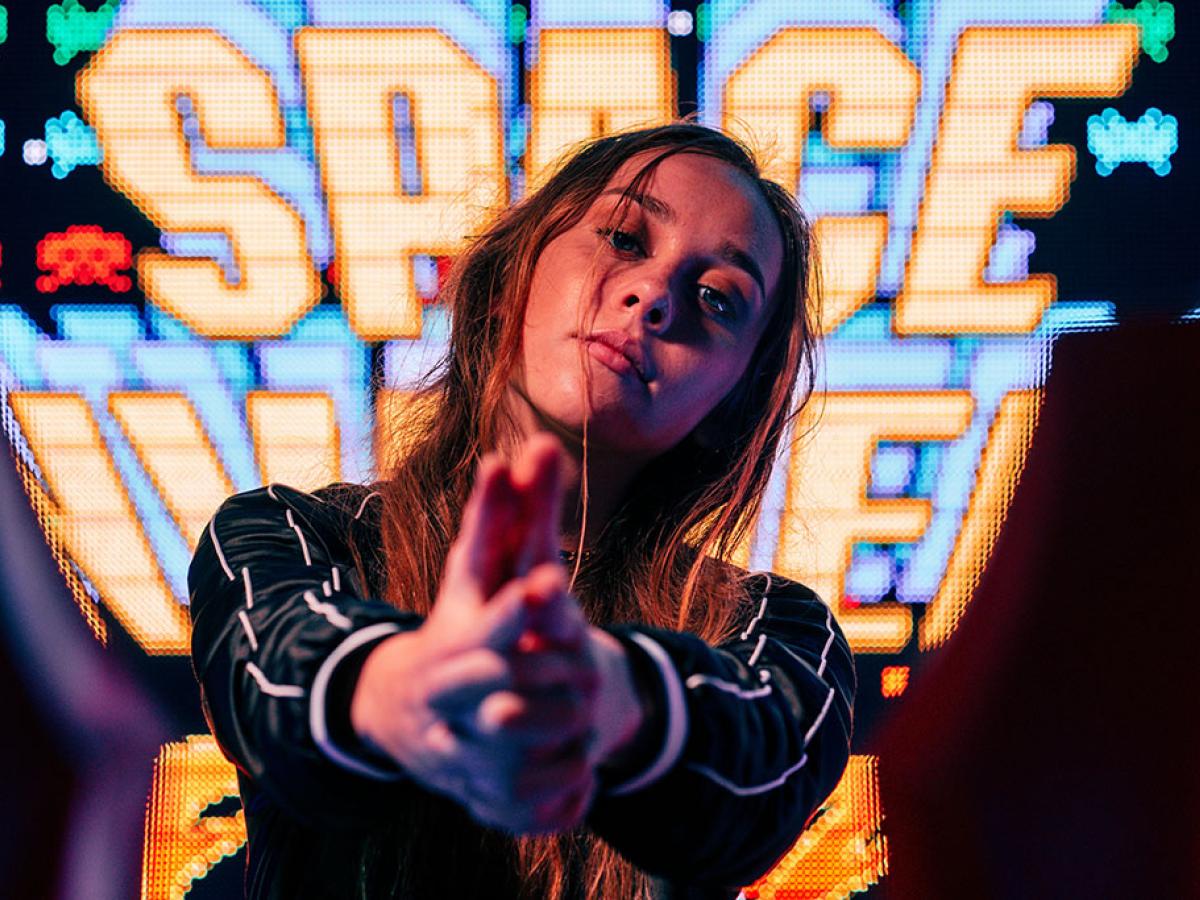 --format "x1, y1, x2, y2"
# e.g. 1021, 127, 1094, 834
36, 225, 133, 293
